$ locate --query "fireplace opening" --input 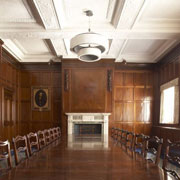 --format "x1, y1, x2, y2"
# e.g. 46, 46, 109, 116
74, 124, 102, 135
